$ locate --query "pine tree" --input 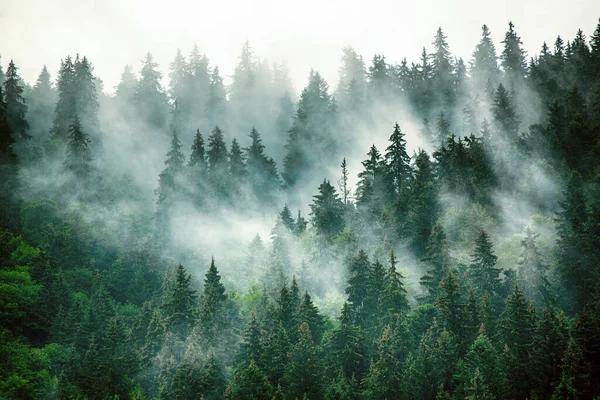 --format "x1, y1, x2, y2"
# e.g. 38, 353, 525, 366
135, 53, 168, 129
380, 250, 409, 319
284, 322, 324, 400
200, 257, 228, 341
500, 285, 536, 398
188, 129, 206, 169
339, 158, 351, 206
228, 138, 246, 178
205, 66, 227, 128
408, 149, 439, 258
356, 144, 391, 215
309, 179, 345, 241
237, 311, 263, 369
324, 302, 366, 382
73, 55, 99, 137
454, 333, 507, 399
436, 271, 466, 339
169, 49, 191, 132
364, 325, 403, 399
207, 125, 229, 198
115, 65, 137, 105
162, 264, 198, 337
156, 132, 185, 220
282, 70, 335, 186
279, 205, 295, 232
384, 123, 412, 196
50, 56, 77, 144
27, 66, 55, 144
491, 83, 520, 136
346, 250, 371, 312
226, 360, 273, 400
245, 127, 280, 200
64, 116, 92, 179
0, 85, 21, 231
435, 110, 451, 144
501, 21, 528, 82
529, 306, 569, 398
3, 60, 30, 141
420, 222, 449, 302
517, 227, 550, 306
468, 229, 502, 299
297, 291, 325, 344
470, 25, 501, 90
